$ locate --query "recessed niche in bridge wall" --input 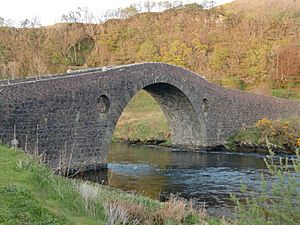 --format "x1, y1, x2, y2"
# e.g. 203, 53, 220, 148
202, 98, 209, 113
97, 95, 110, 114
